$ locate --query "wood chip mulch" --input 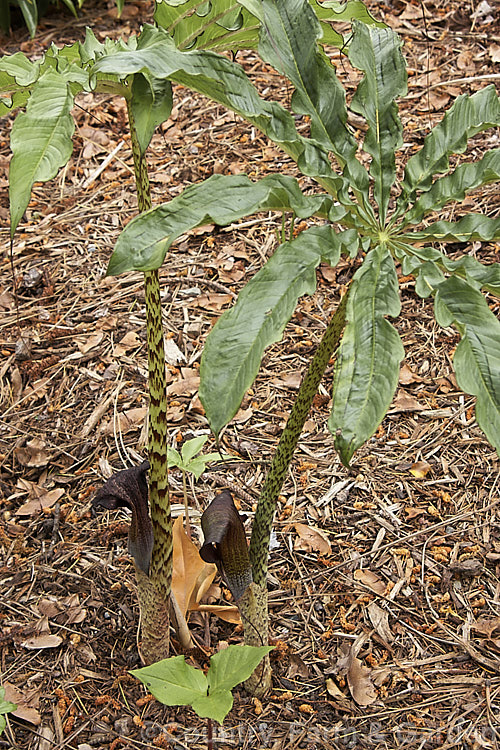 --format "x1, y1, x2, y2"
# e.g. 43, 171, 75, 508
1, 1, 499, 748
